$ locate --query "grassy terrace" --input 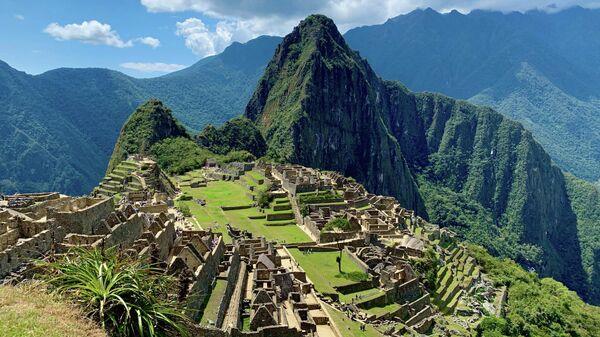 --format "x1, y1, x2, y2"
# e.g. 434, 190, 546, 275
199, 279, 227, 326
176, 171, 310, 244
323, 303, 384, 337
0, 284, 106, 337
288, 248, 369, 295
